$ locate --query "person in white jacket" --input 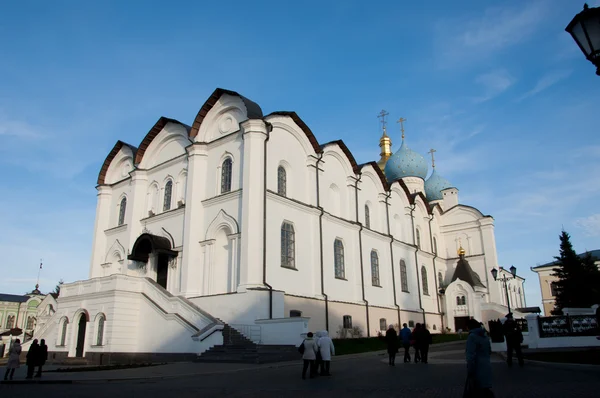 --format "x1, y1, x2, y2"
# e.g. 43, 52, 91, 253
317, 330, 335, 376
301, 332, 319, 379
